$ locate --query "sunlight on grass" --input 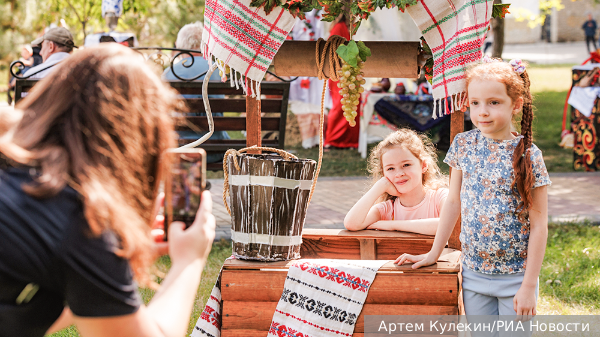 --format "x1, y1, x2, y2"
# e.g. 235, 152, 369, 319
528, 66, 573, 93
